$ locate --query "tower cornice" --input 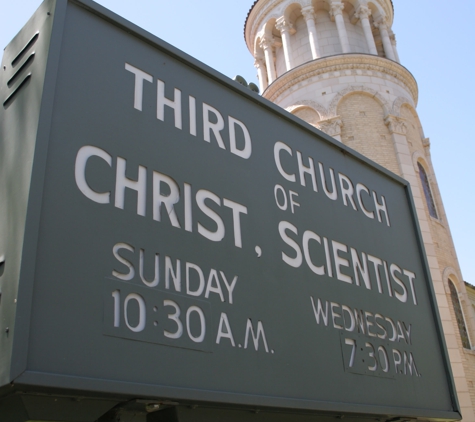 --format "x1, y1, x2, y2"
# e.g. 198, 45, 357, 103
262, 54, 418, 107
245, 0, 394, 53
